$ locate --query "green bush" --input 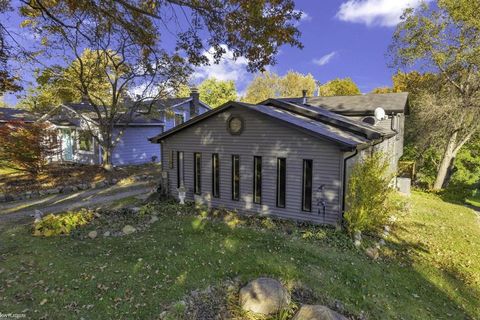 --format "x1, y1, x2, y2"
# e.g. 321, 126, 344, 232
344, 153, 393, 235
33, 209, 94, 237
